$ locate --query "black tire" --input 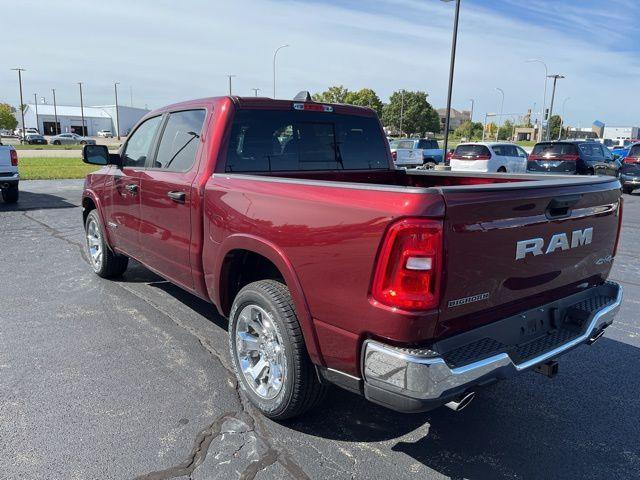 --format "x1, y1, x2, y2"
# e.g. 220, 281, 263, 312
80, 140, 87, 145
229, 280, 327, 420
623, 186, 634, 195
84, 210, 128, 278
53, 140, 61, 145
2, 185, 18, 203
